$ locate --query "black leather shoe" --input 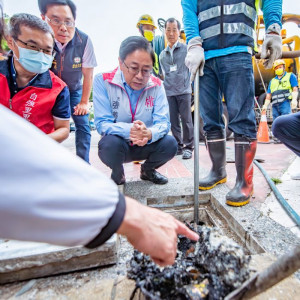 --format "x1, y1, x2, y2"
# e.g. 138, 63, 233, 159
140, 169, 168, 184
